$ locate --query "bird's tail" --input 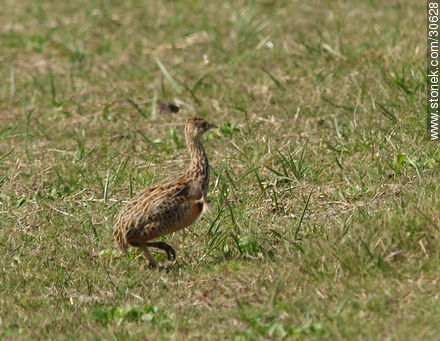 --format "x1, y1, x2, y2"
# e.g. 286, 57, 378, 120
113, 227, 128, 253
202, 197, 211, 214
